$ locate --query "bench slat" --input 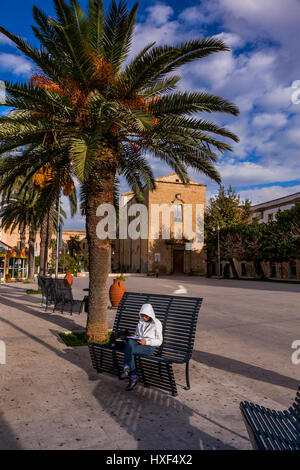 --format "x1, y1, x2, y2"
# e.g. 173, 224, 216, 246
240, 397, 300, 450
